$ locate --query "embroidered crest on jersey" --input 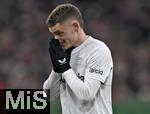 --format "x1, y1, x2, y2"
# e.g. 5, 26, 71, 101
76, 57, 82, 65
